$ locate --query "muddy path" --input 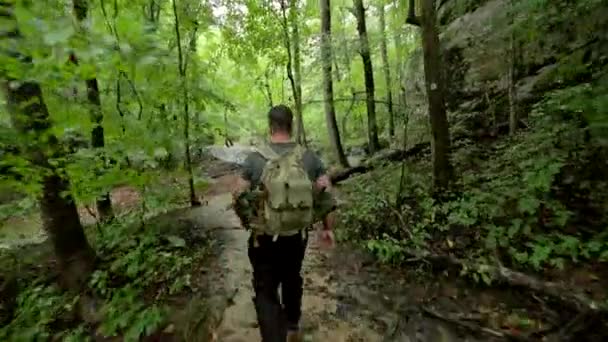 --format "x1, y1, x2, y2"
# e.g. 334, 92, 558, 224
186, 175, 484, 342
